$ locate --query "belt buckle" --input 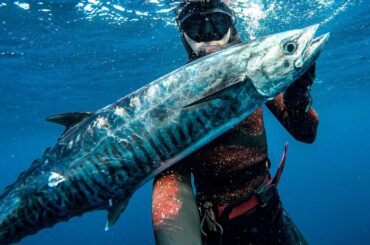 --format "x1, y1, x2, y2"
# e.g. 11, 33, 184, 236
256, 184, 277, 209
